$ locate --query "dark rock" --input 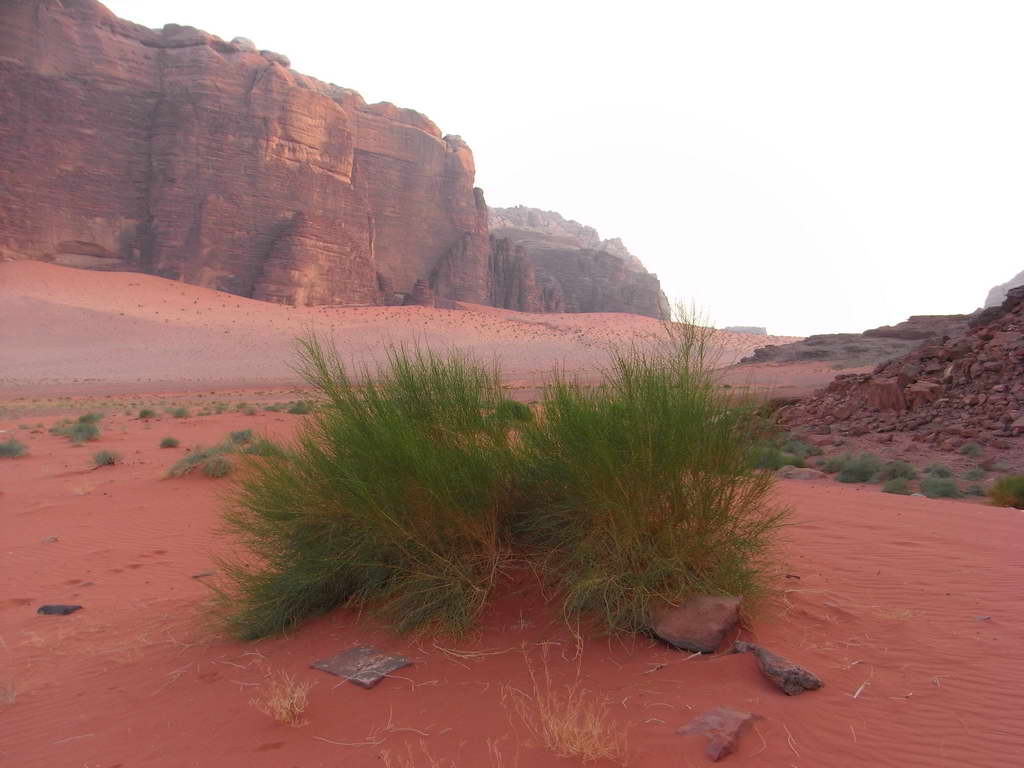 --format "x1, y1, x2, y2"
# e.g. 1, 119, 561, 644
650, 595, 741, 654
37, 604, 82, 615
310, 645, 412, 689
678, 706, 760, 762
732, 641, 822, 695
